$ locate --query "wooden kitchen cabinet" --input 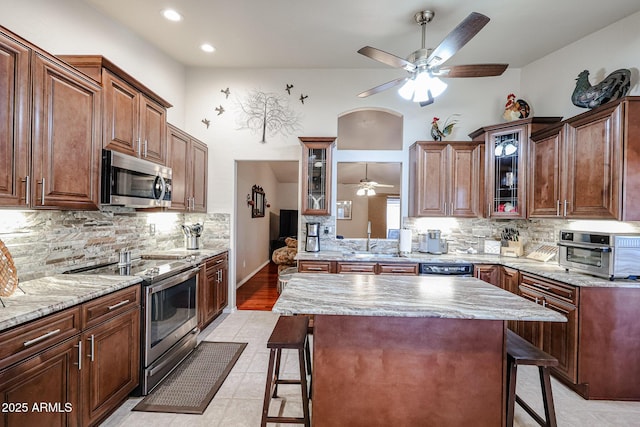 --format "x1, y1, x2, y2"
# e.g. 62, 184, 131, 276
300, 137, 335, 215
469, 117, 561, 219
167, 124, 208, 212
500, 267, 520, 332
377, 263, 418, 275
298, 260, 335, 273
473, 264, 500, 287
530, 97, 640, 220
199, 252, 228, 329
336, 262, 377, 274
58, 55, 172, 166
409, 141, 483, 217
